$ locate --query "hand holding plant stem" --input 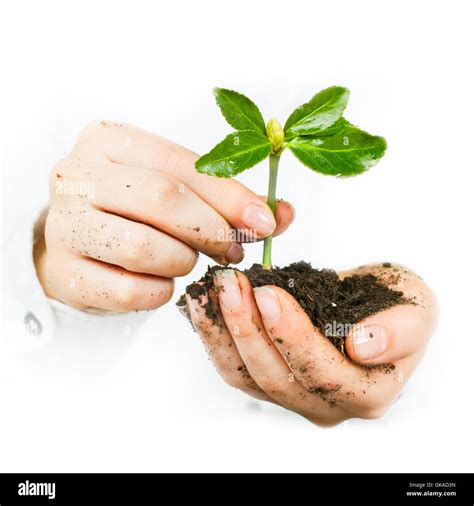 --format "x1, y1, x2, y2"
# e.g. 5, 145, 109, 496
195, 86, 387, 269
